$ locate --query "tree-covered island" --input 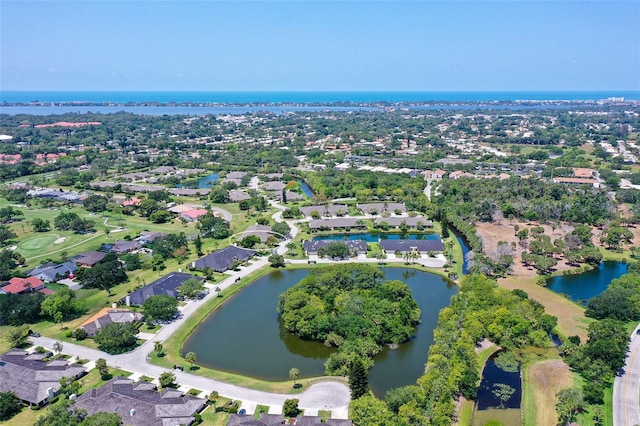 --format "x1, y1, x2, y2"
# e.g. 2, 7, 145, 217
278, 264, 421, 375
